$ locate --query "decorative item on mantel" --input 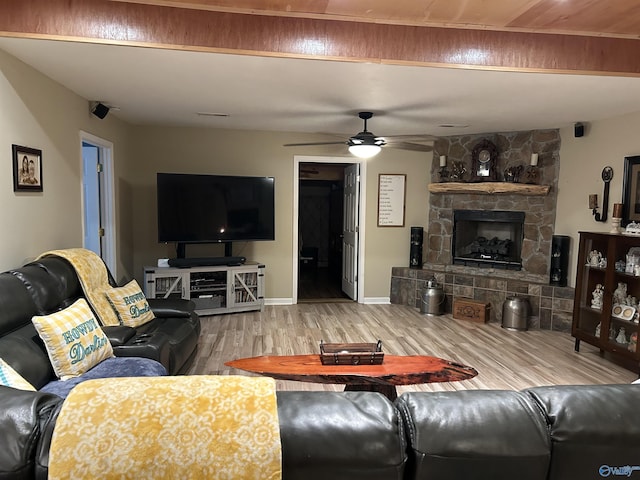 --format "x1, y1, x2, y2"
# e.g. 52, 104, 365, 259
590, 166, 614, 222
503, 165, 523, 183
438, 155, 450, 182
450, 161, 466, 181
524, 153, 539, 184
470, 139, 498, 182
